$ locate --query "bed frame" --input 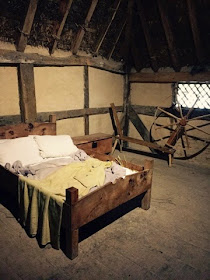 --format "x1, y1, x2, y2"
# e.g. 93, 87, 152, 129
0, 115, 153, 260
